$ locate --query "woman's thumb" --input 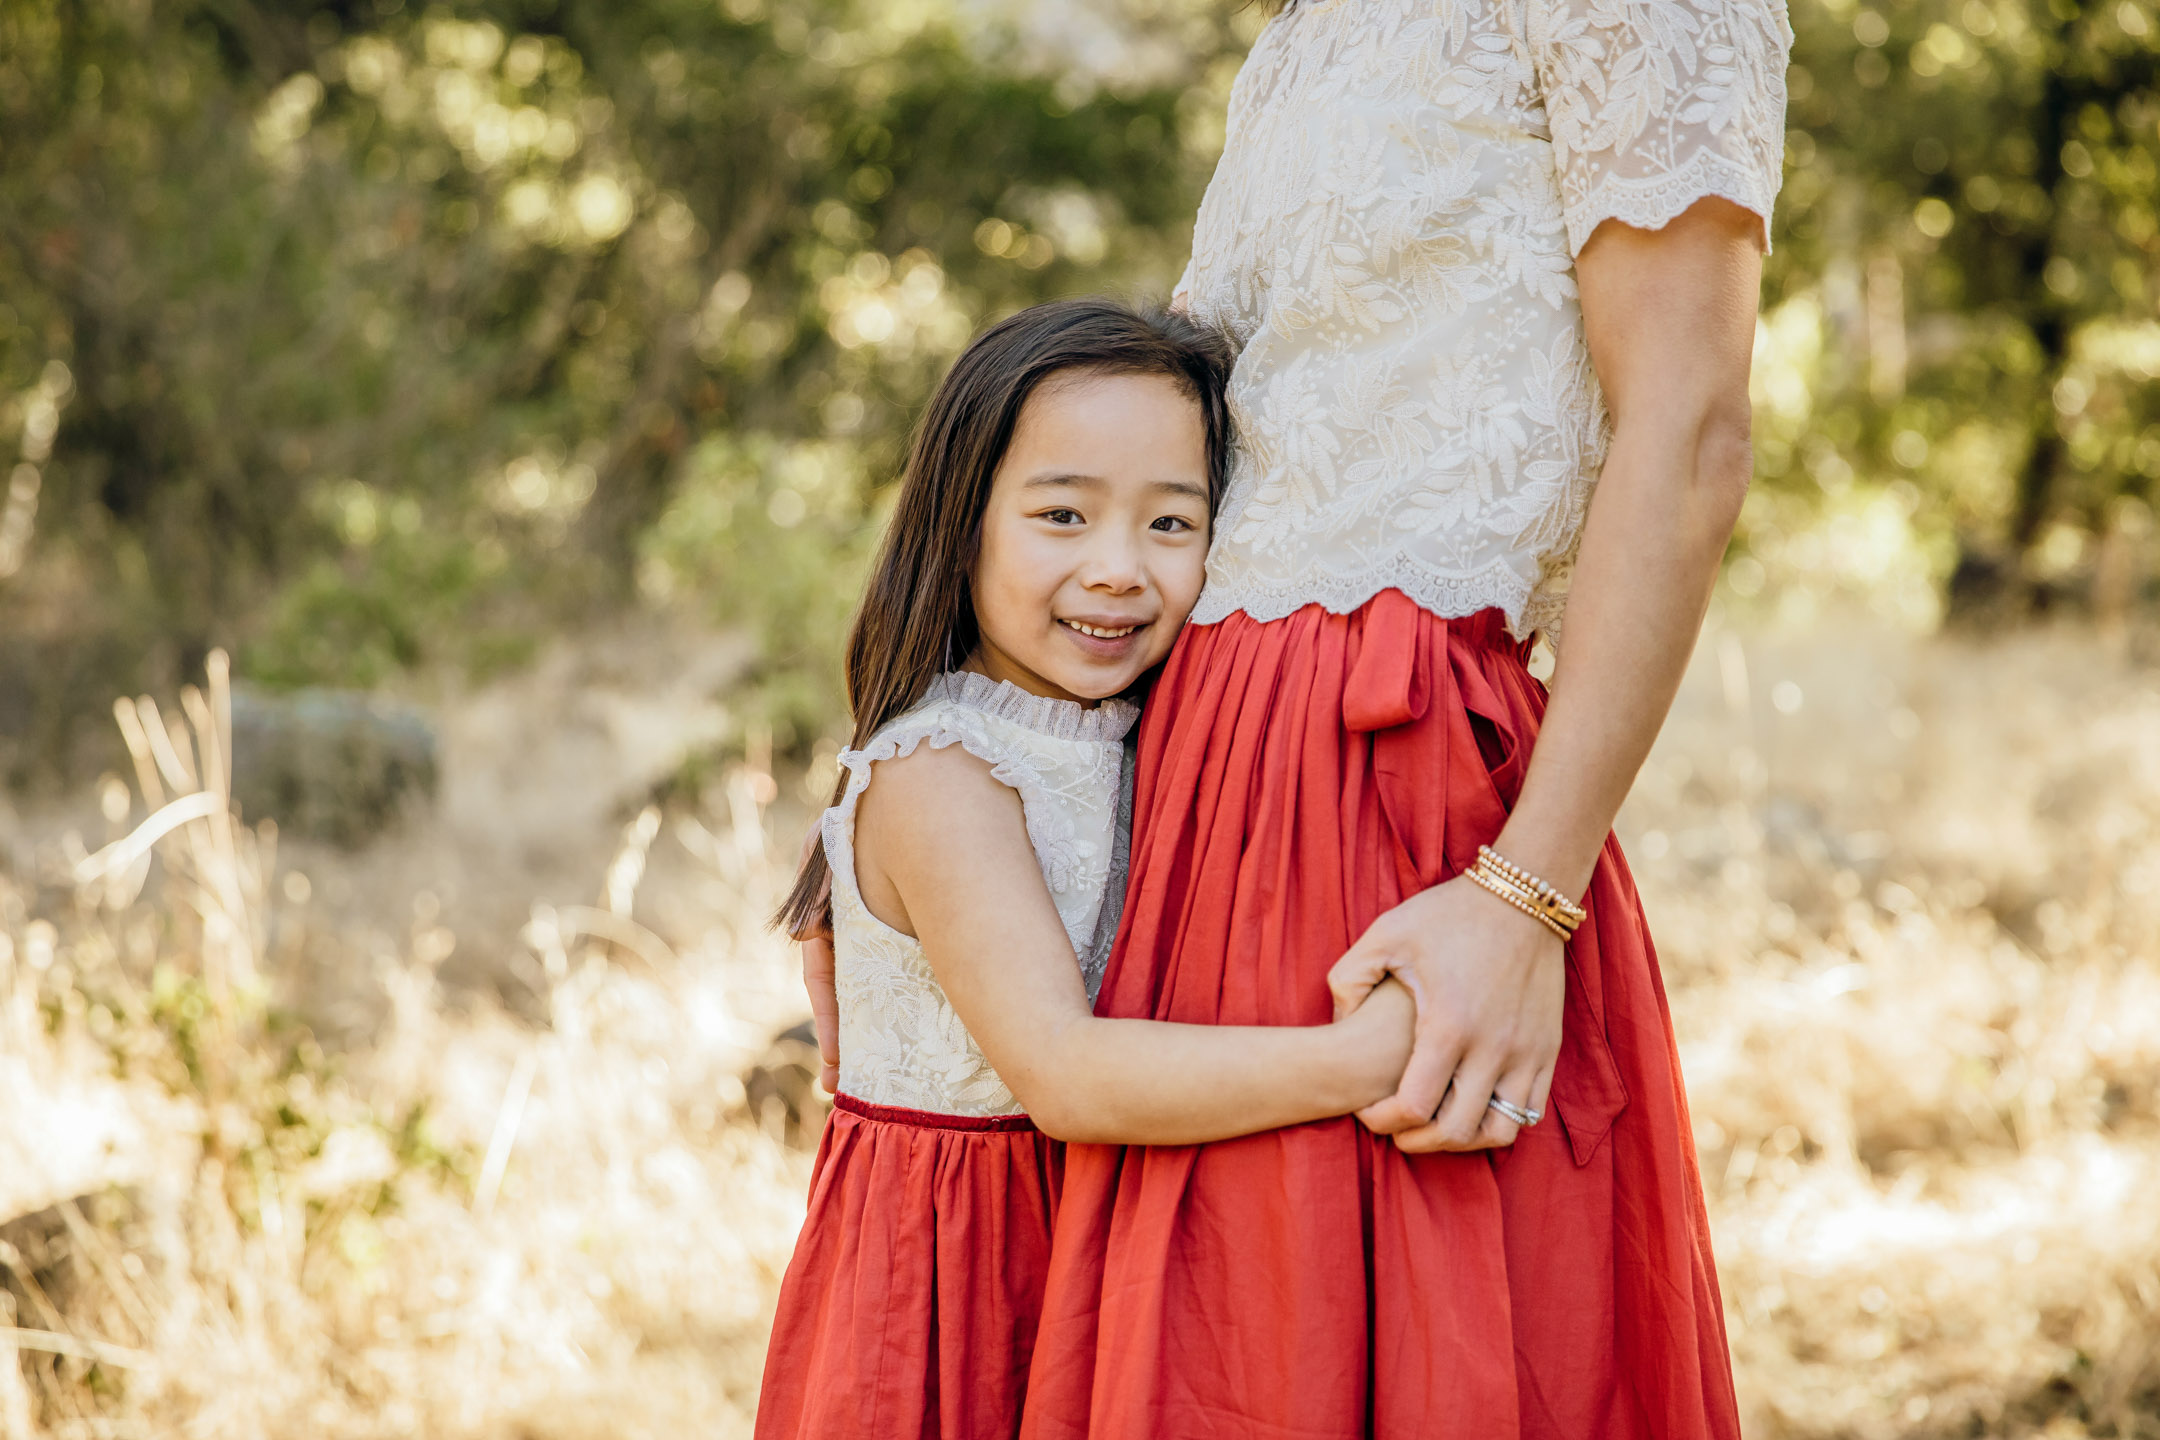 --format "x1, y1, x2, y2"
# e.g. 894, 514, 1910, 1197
1326, 945, 1391, 1021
